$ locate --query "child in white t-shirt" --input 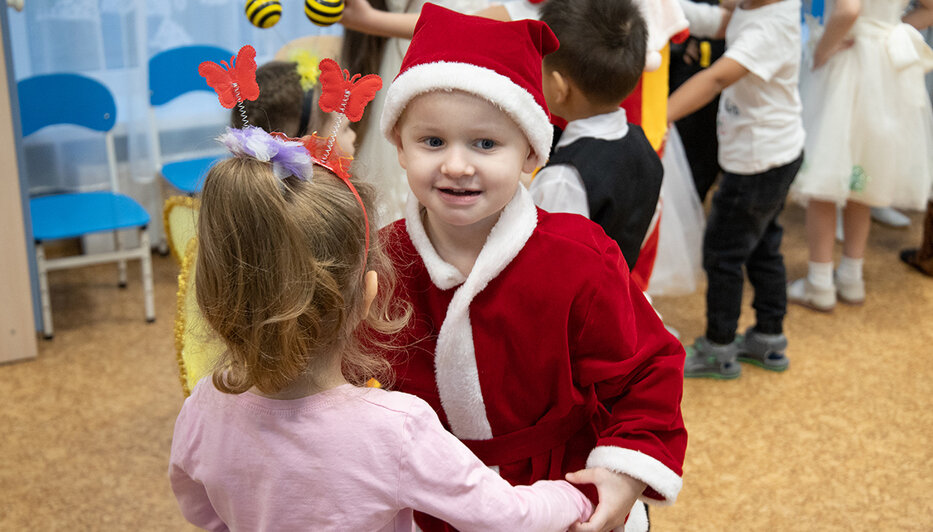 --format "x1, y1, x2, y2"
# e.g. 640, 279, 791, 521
668, 0, 804, 379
